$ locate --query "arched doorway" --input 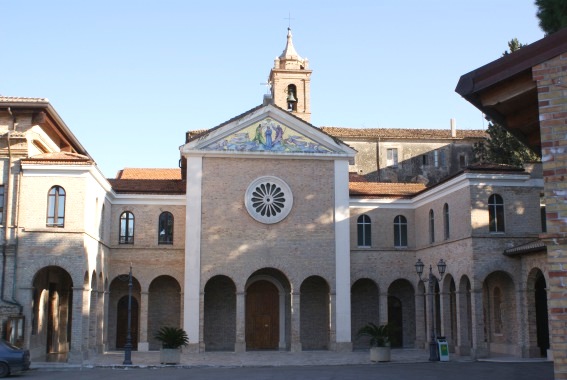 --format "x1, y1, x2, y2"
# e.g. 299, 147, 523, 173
388, 296, 403, 347
108, 274, 141, 351
388, 279, 416, 348
483, 271, 517, 355
116, 296, 139, 349
31, 266, 73, 361
351, 278, 380, 350
246, 280, 279, 350
148, 275, 182, 350
204, 275, 236, 351
300, 276, 330, 350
